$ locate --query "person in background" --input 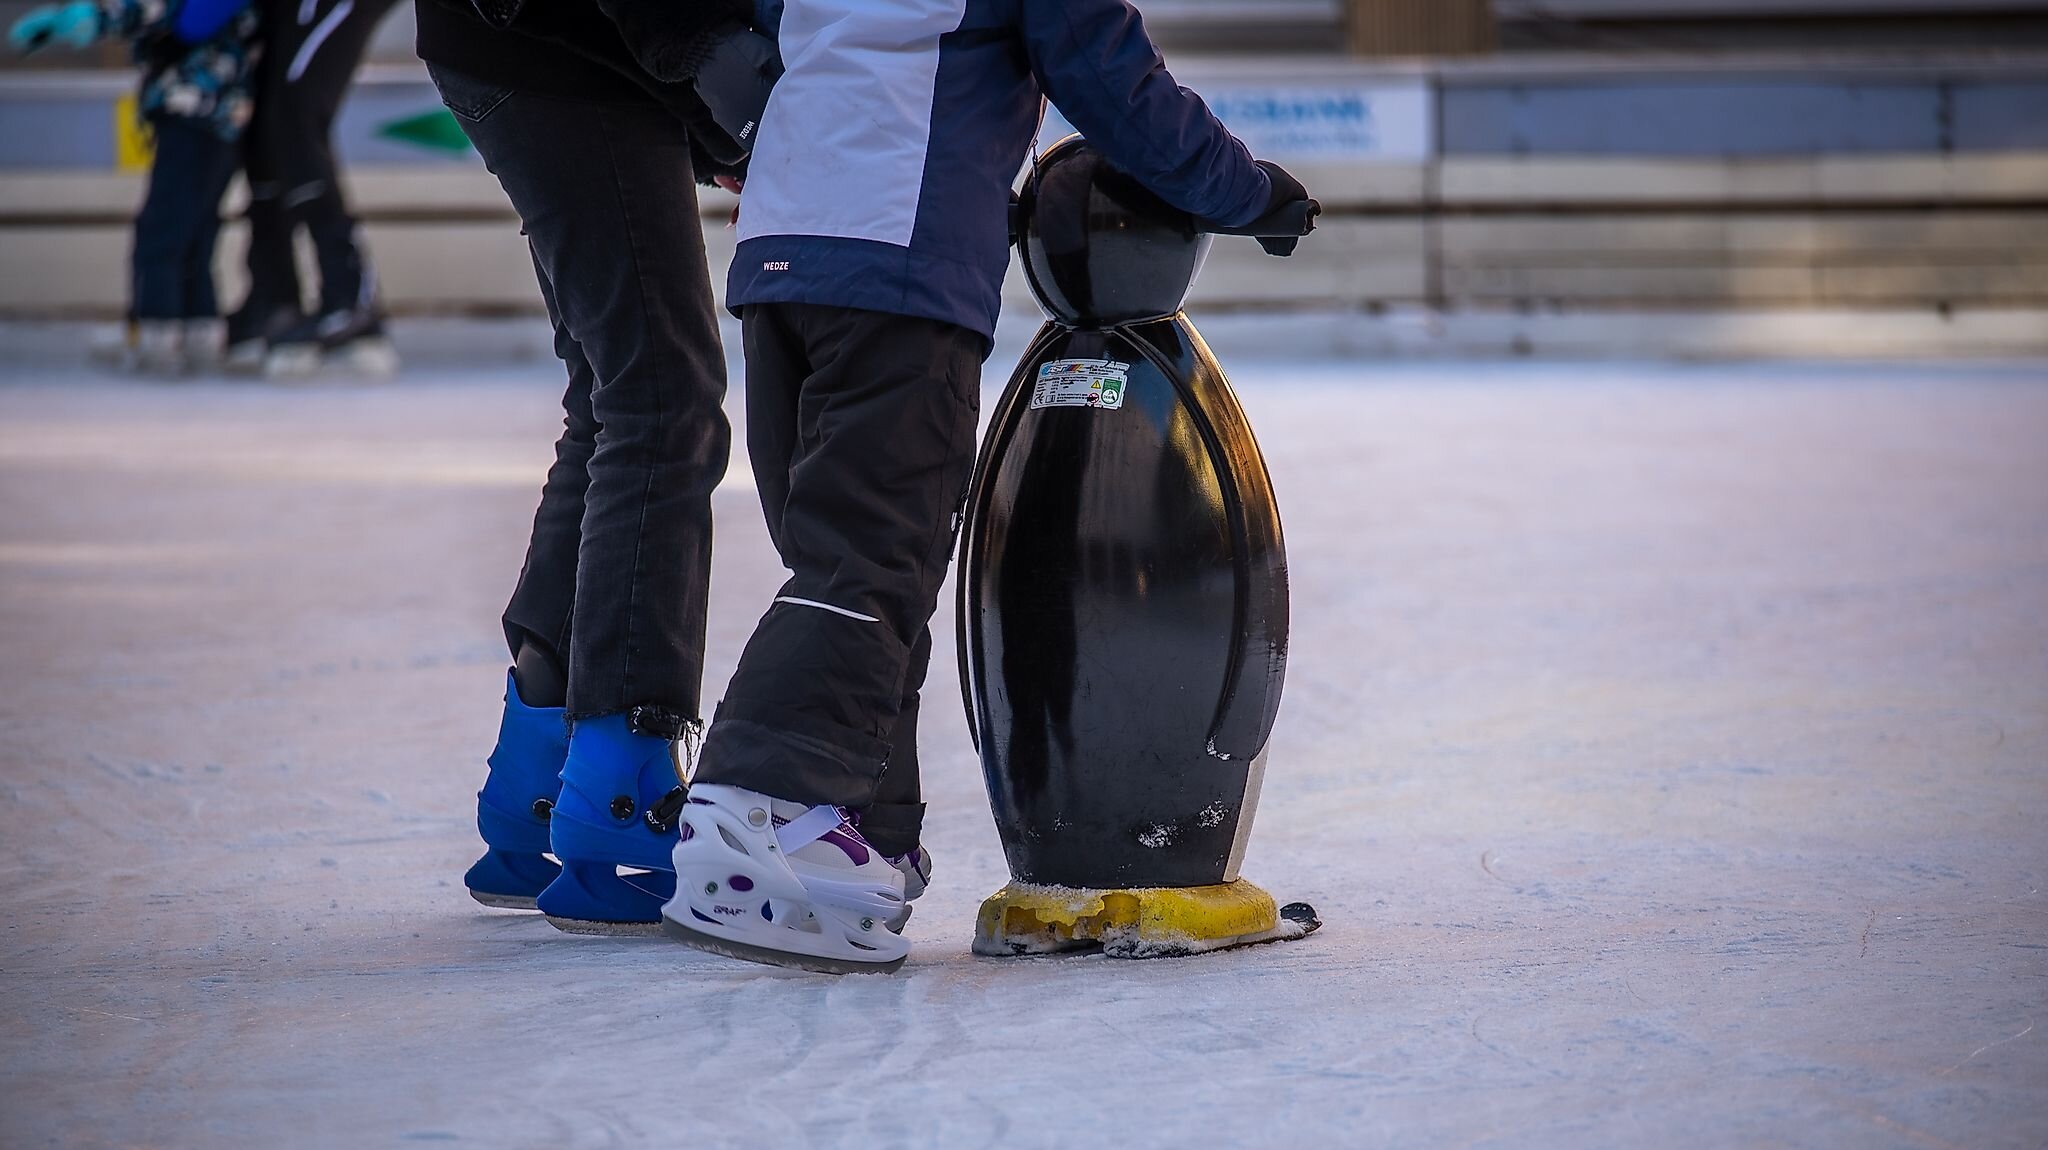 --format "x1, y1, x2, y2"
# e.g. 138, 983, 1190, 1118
10, 0, 259, 375
416, 0, 785, 932
223, 0, 400, 377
